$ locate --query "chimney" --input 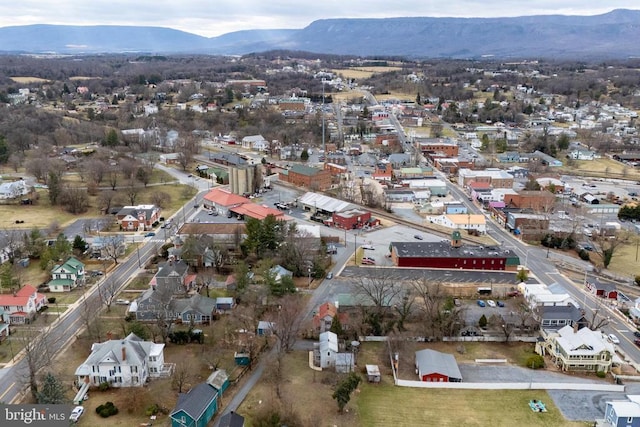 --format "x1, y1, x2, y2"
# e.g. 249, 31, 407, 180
121, 346, 126, 361
572, 322, 579, 334
106, 332, 113, 341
